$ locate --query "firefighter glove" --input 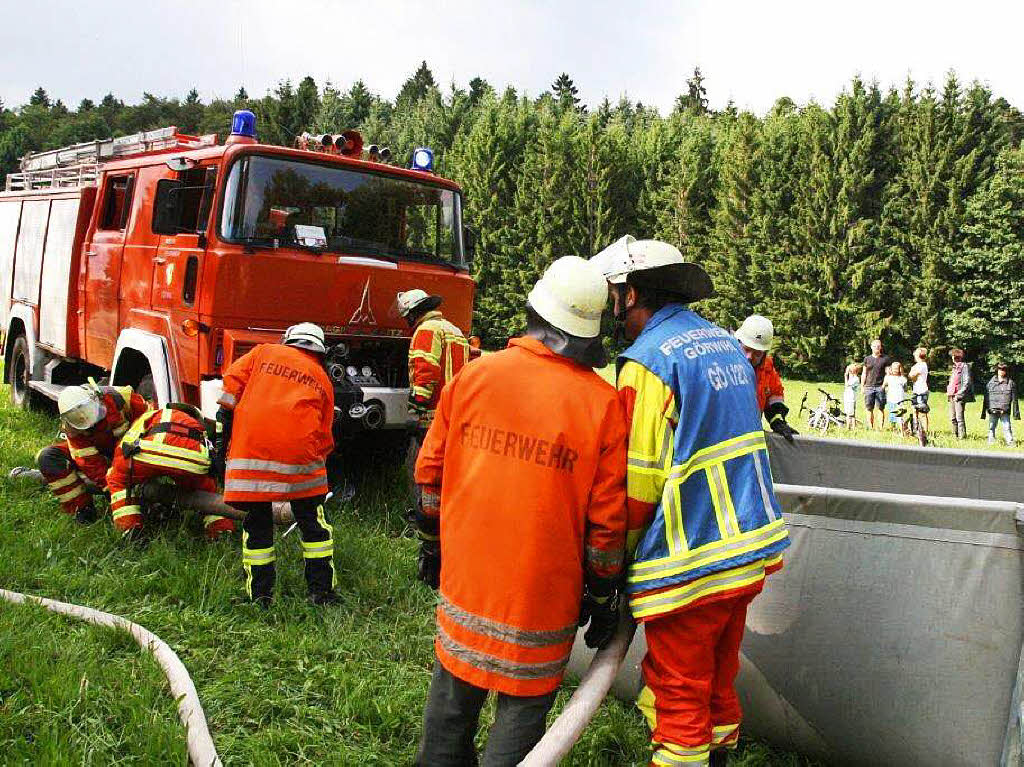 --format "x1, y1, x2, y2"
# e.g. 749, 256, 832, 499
766, 402, 797, 443
578, 587, 621, 650
212, 407, 233, 479
417, 539, 441, 589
